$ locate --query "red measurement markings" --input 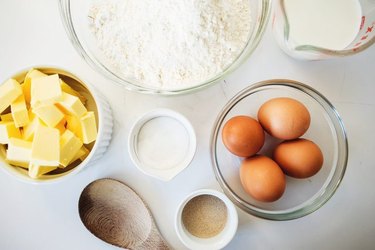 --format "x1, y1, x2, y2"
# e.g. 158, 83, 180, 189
360, 16, 365, 30
354, 20, 373, 50
366, 25, 373, 34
